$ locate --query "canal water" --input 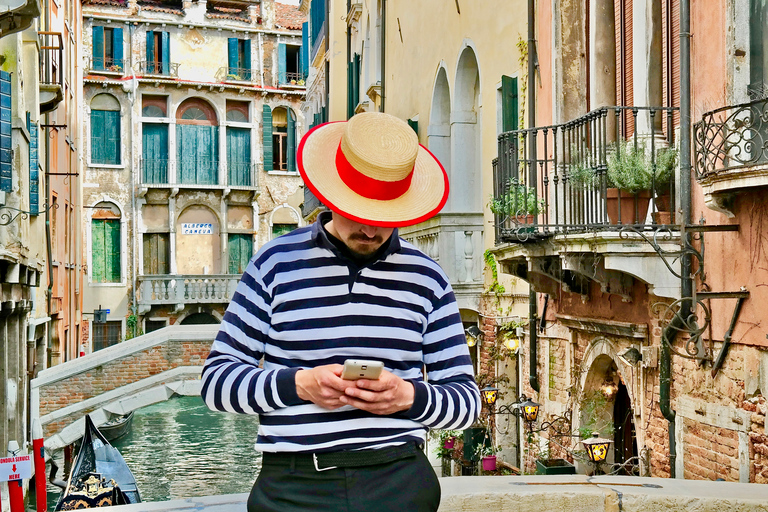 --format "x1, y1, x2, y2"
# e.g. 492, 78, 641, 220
46, 395, 262, 508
